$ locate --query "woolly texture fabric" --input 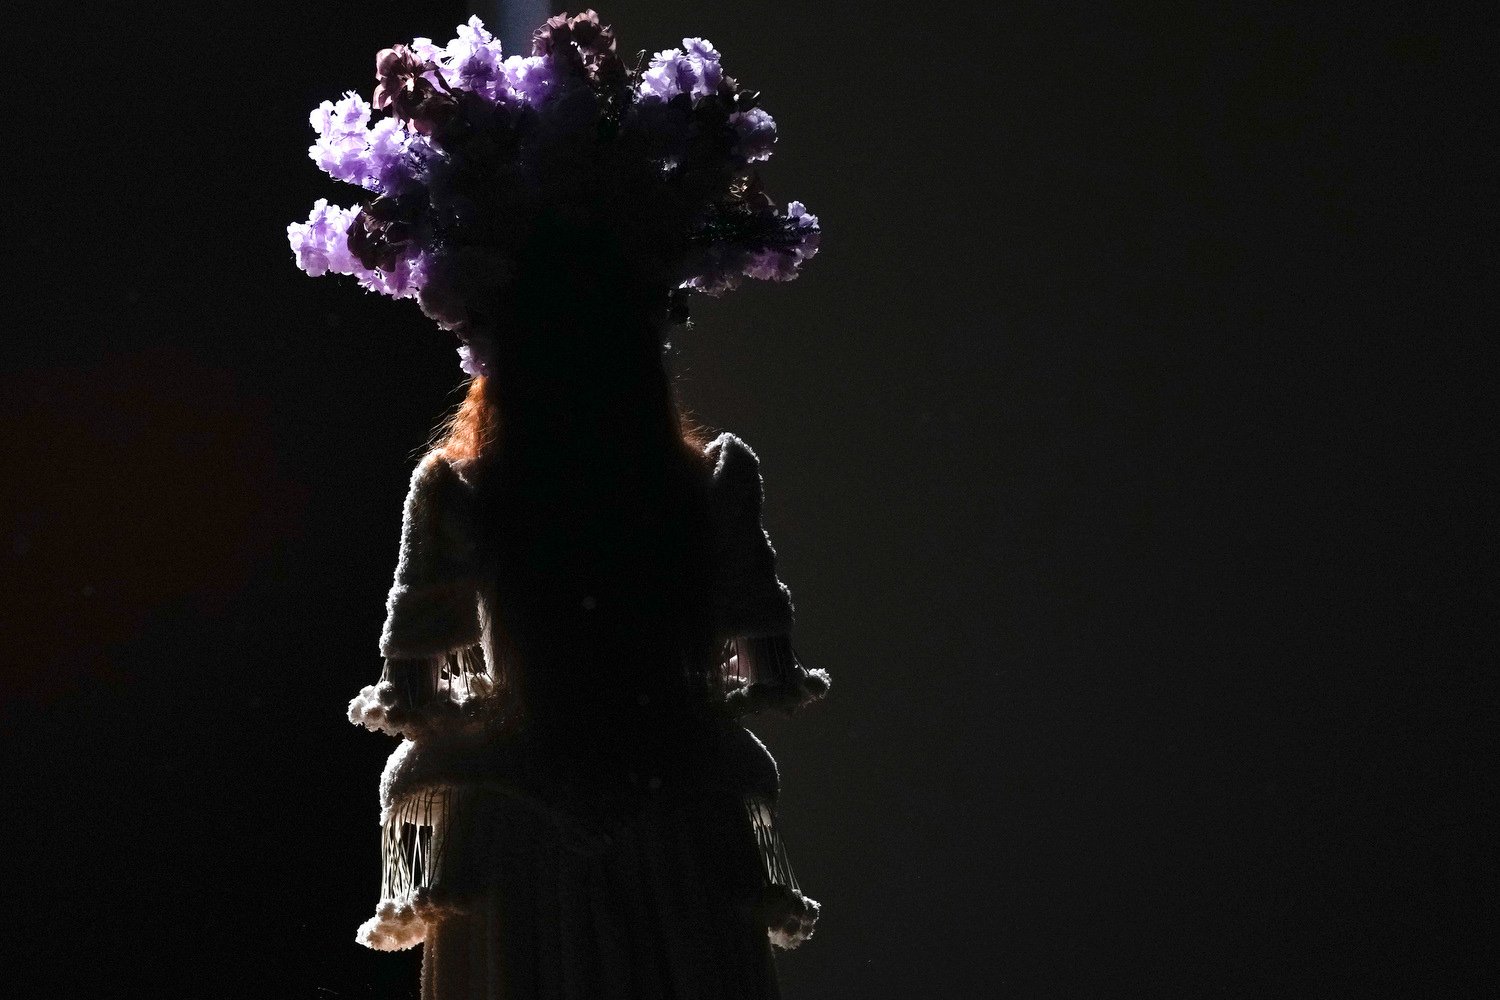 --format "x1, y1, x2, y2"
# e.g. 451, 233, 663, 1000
380, 453, 485, 659
350, 432, 827, 997
704, 435, 794, 639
